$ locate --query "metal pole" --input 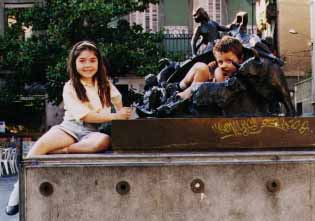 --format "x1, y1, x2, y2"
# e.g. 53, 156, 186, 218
252, 0, 254, 33
18, 136, 24, 221
310, 0, 315, 113
0, 1, 5, 36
